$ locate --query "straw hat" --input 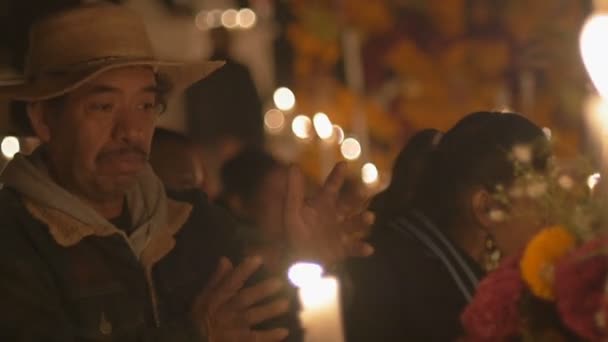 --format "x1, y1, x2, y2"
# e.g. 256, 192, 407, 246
0, 3, 224, 101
